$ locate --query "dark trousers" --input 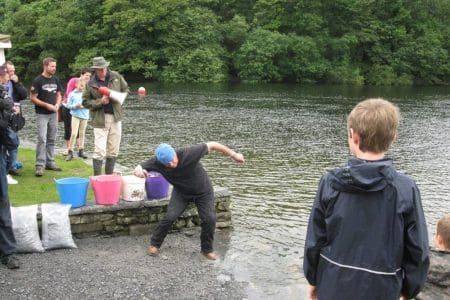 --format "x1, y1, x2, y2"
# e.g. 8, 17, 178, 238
150, 189, 216, 253
0, 147, 16, 259
62, 106, 72, 141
